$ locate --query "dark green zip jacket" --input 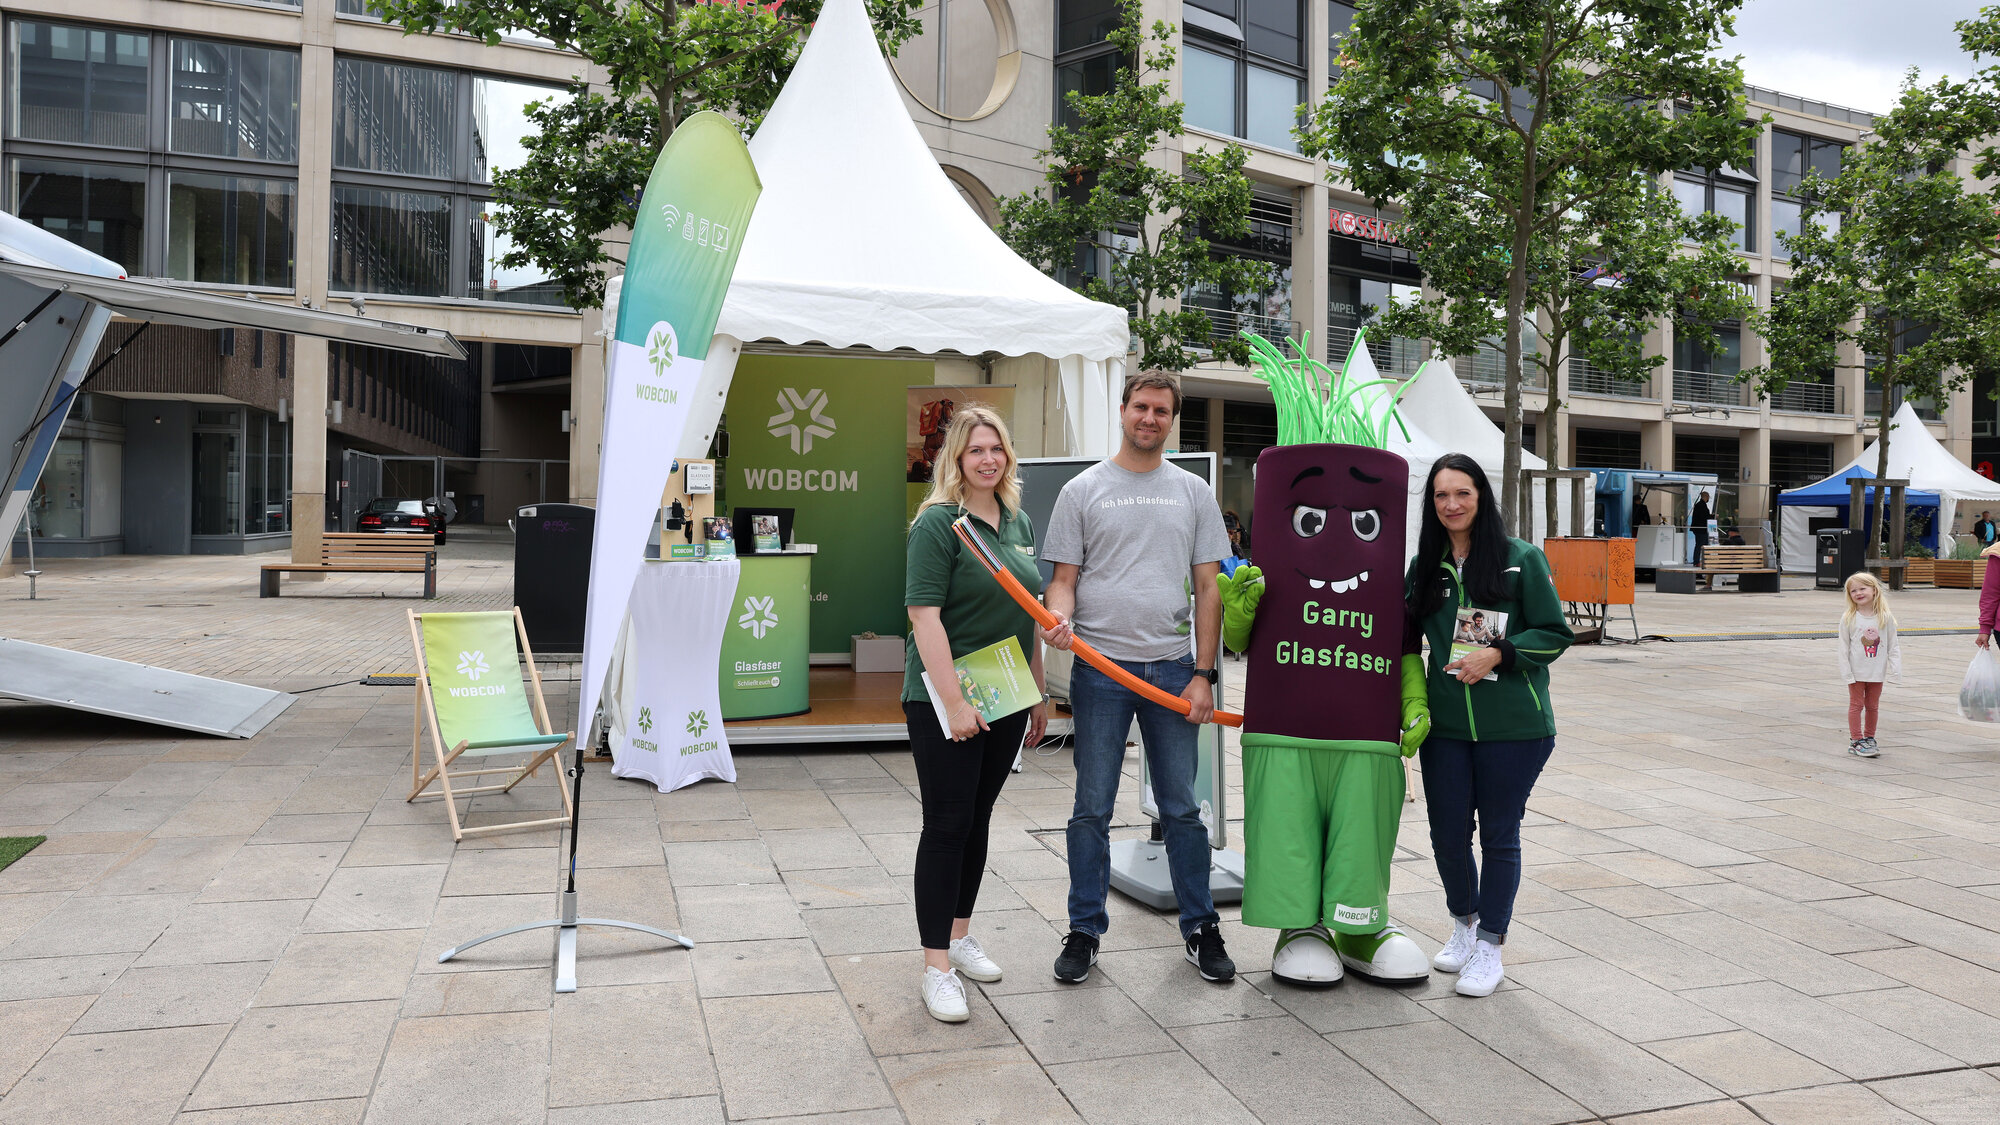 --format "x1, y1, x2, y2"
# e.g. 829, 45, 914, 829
1403, 537, 1573, 742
